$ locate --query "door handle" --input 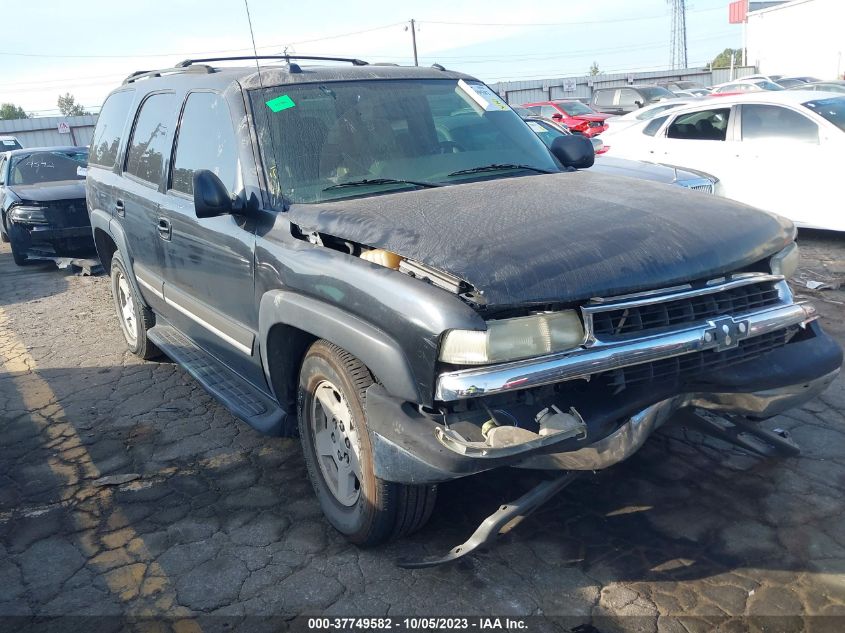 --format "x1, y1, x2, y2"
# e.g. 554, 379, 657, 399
157, 217, 172, 241
114, 199, 125, 218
